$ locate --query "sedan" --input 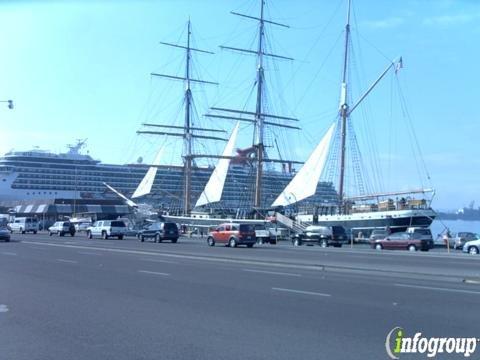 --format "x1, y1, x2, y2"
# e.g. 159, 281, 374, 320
463, 239, 480, 255
371, 232, 430, 252
0, 227, 10, 242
